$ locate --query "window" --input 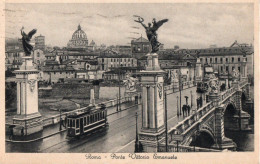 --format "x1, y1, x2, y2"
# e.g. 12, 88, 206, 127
90, 115, 93, 123
226, 58, 228, 63
232, 66, 235, 71
226, 66, 229, 71
84, 117, 86, 126
238, 57, 240, 62
67, 119, 70, 127
76, 119, 79, 128
220, 58, 223, 63
221, 66, 223, 72
232, 57, 234, 63
215, 58, 217, 63
206, 58, 208, 63
73, 120, 75, 127
238, 67, 240, 72
210, 58, 212, 63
